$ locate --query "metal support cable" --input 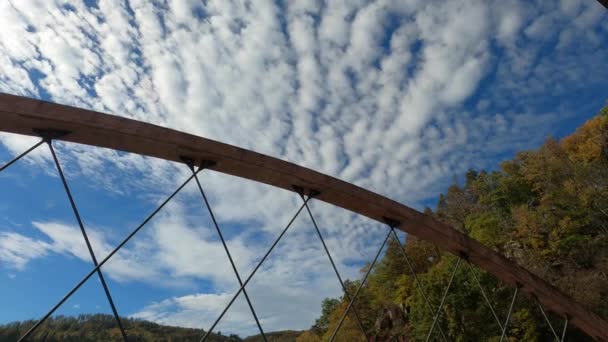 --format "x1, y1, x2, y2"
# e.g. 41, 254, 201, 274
560, 317, 568, 342
425, 257, 461, 342
18, 168, 202, 342
467, 262, 503, 332
390, 227, 449, 342
199, 196, 312, 342
189, 165, 268, 342
47, 142, 128, 342
499, 286, 519, 342
538, 304, 560, 341
300, 196, 369, 340
0, 140, 44, 173
329, 228, 392, 342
